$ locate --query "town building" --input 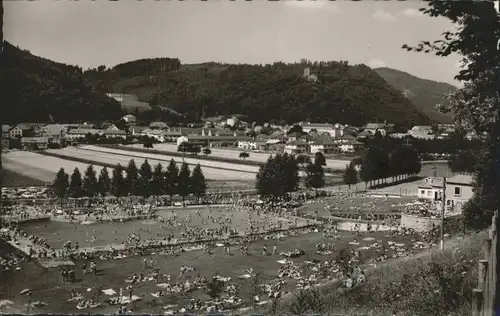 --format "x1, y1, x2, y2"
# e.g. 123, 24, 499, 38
301, 123, 338, 137
237, 139, 268, 151
417, 177, 444, 201
445, 174, 474, 213
226, 117, 239, 127
364, 122, 394, 136
21, 137, 49, 150
65, 129, 102, 140
2, 125, 11, 138
408, 125, 435, 139
101, 129, 127, 139
9, 124, 35, 139
286, 132, 303, 142
130, 126, 148, 137
337, 140, 364, 153
122, 114, 137, 123
284, 139, 309, 155
176, 135, 251, 148
1, 138, 9, 150
149, 121, 169, 130
309, 136, 339, 154
41, 124, 68, 137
